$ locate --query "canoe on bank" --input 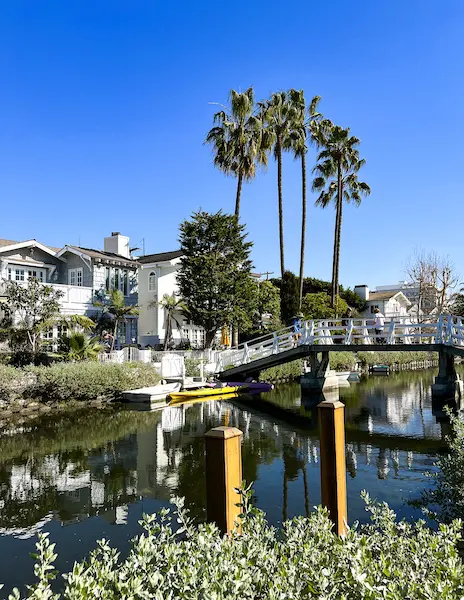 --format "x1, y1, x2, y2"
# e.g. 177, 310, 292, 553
122, 382, 181, 403
168, 385, 246, 403
168, 392, 239, 407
